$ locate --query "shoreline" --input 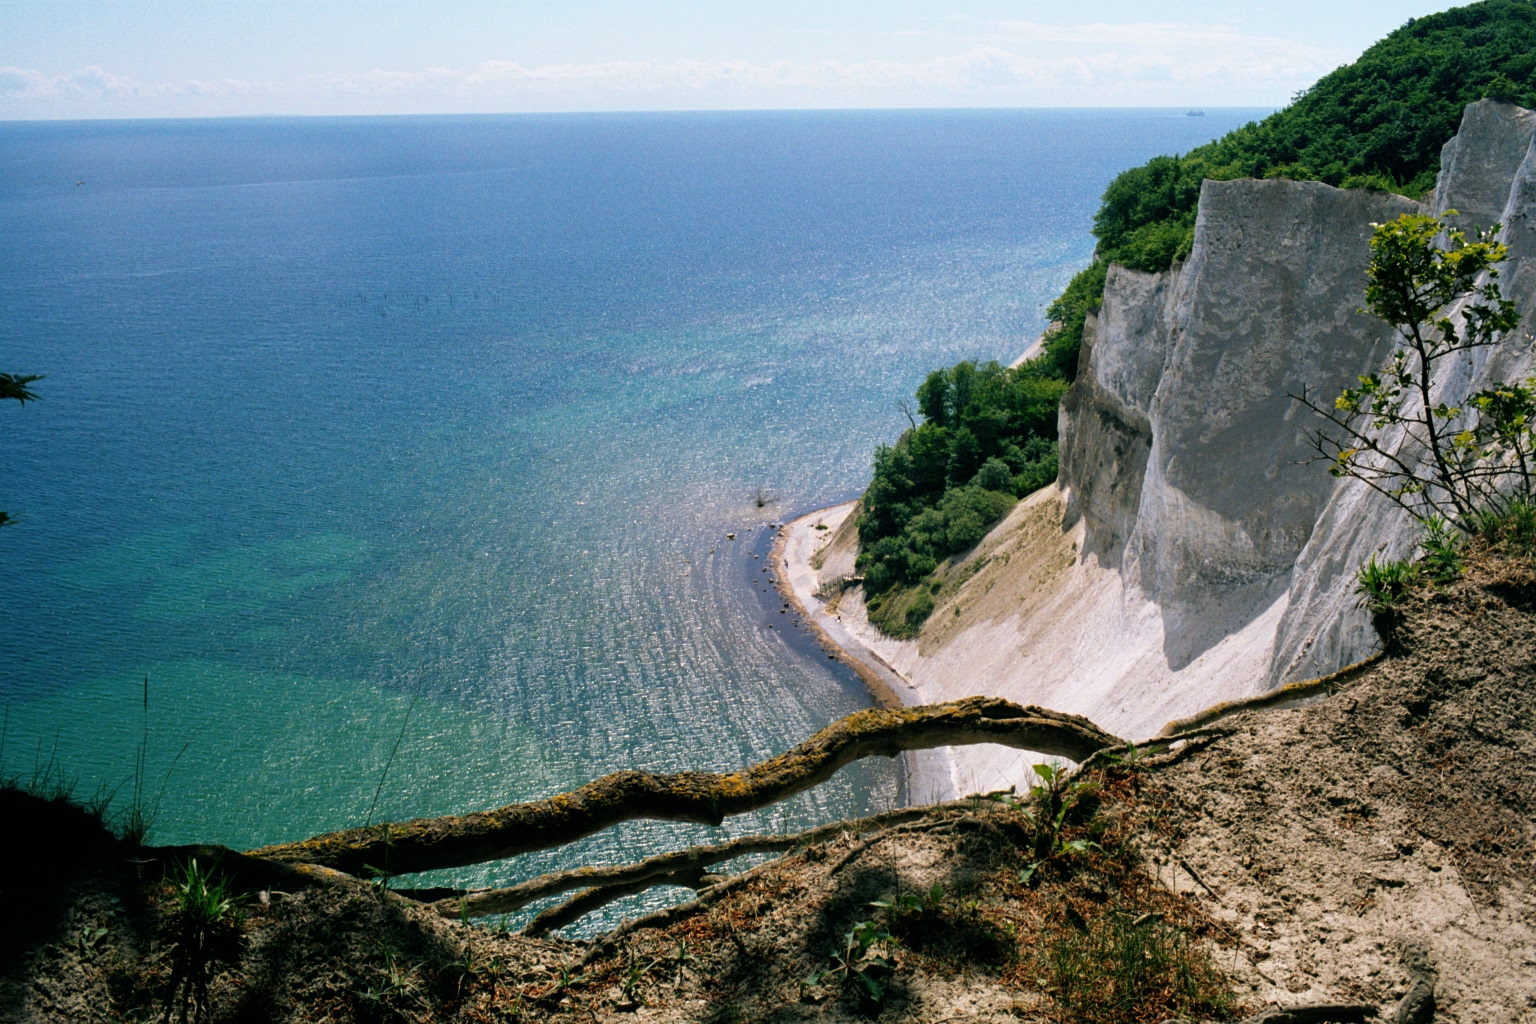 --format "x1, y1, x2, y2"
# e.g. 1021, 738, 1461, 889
770, 502, 958, 803
769, 502, 915, 710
